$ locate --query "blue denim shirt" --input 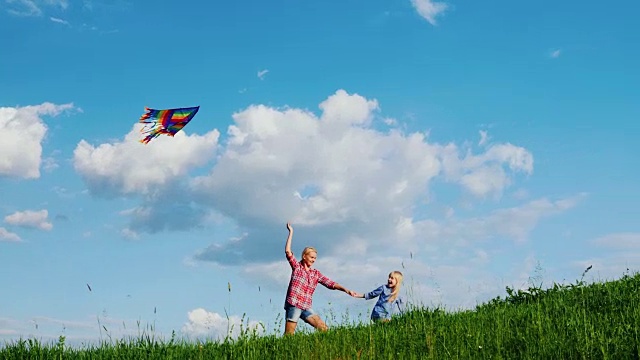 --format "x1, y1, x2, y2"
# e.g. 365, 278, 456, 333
364, 285, 404, 320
